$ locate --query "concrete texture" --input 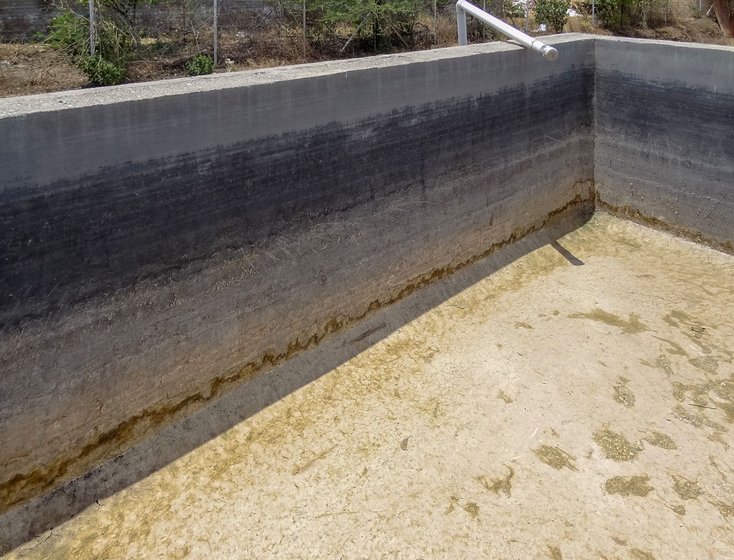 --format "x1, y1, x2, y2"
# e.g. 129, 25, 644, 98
0, 35, 733, 551
594, 38, 734, 252
0, 35, 594, 518
0, 37, 594, 325
3, 213, 733, 559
